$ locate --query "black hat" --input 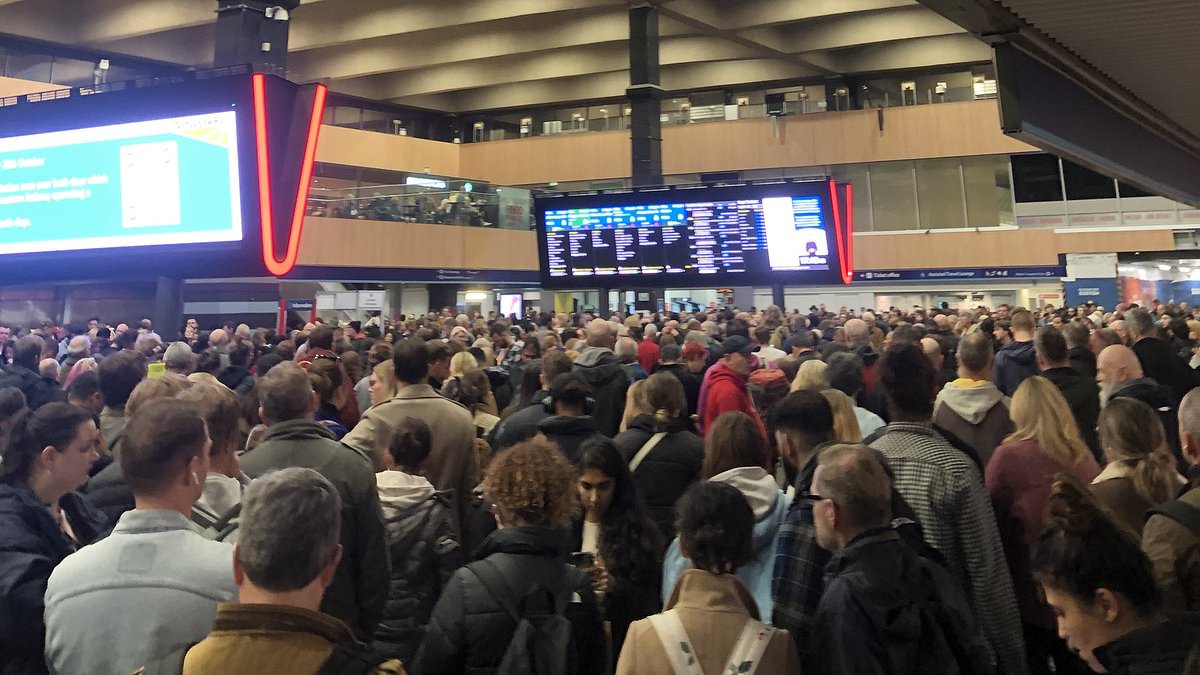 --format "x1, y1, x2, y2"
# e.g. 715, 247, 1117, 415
719, 335, 754, 357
